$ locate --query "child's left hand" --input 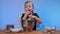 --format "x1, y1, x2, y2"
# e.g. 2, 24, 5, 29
29, 15, 36, 19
